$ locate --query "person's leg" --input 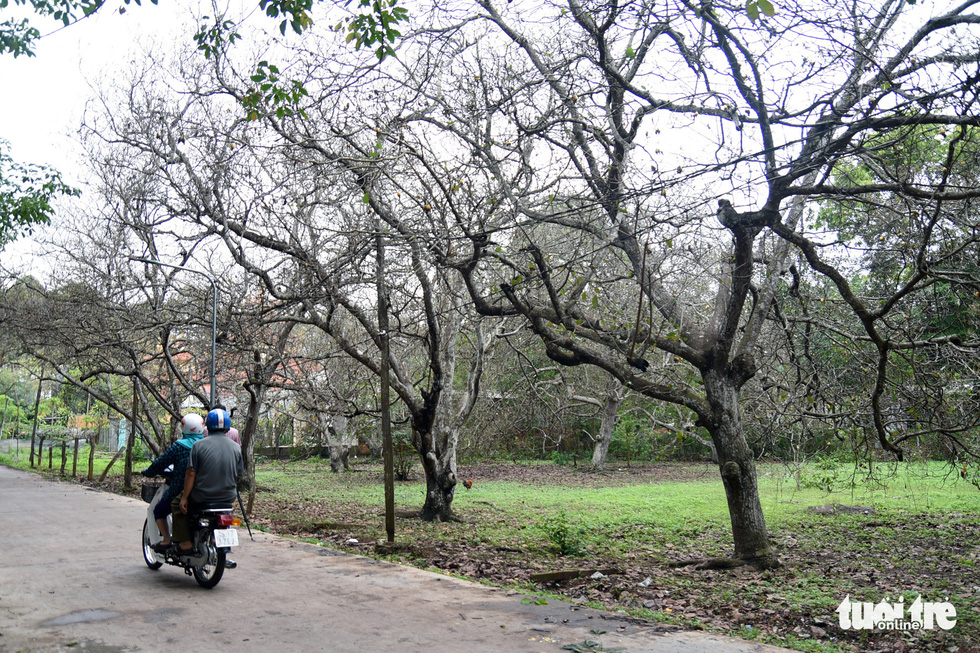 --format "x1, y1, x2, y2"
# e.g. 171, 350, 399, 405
155, 518, 171, 543
152, 500, 173, 546
170, 495, 195, 553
